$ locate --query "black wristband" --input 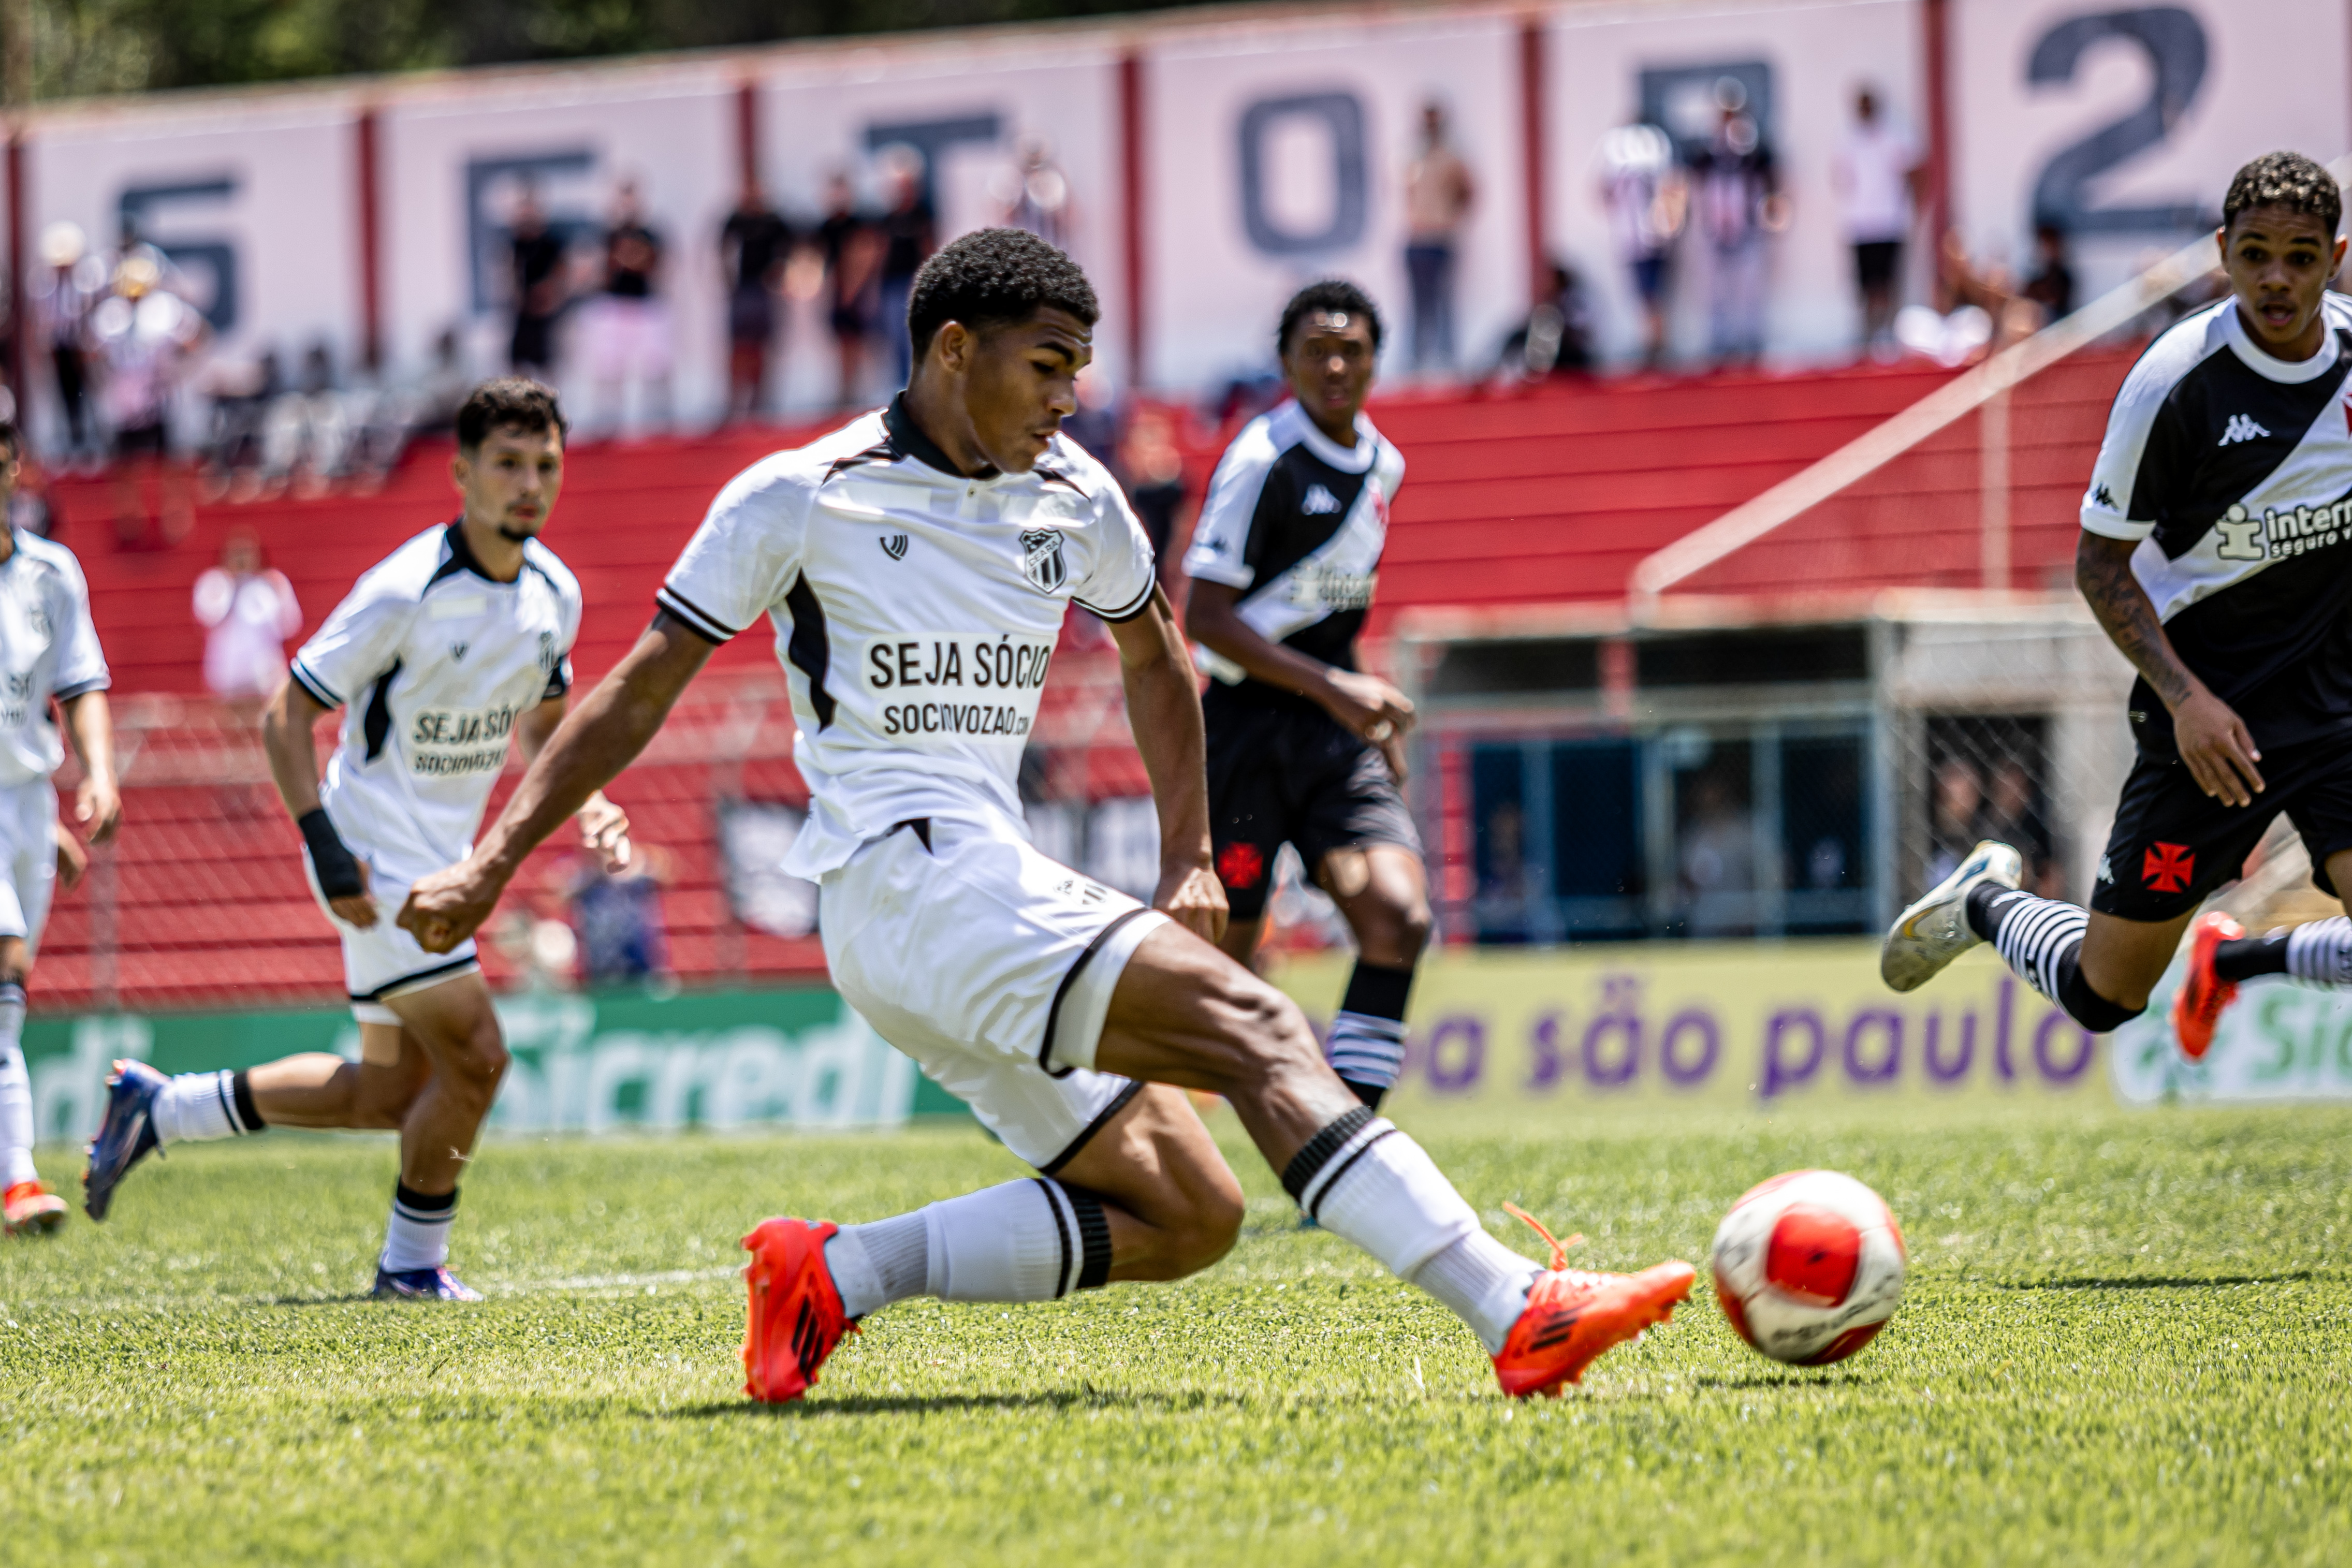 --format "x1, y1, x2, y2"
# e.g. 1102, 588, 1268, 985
298, 809, 365, 900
